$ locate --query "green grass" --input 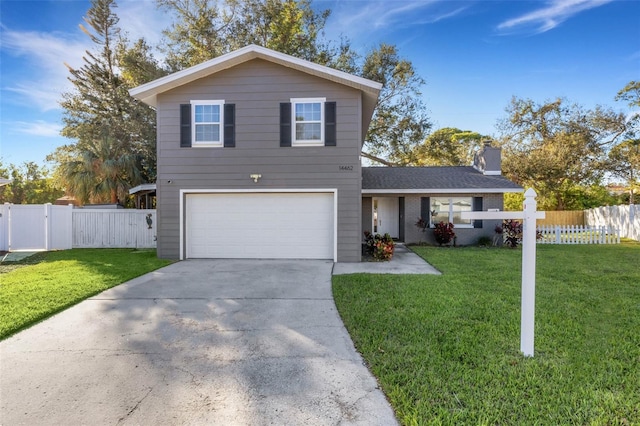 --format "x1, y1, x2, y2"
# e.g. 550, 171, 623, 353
0, 249, 172, 339
333, 242, 640, 425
